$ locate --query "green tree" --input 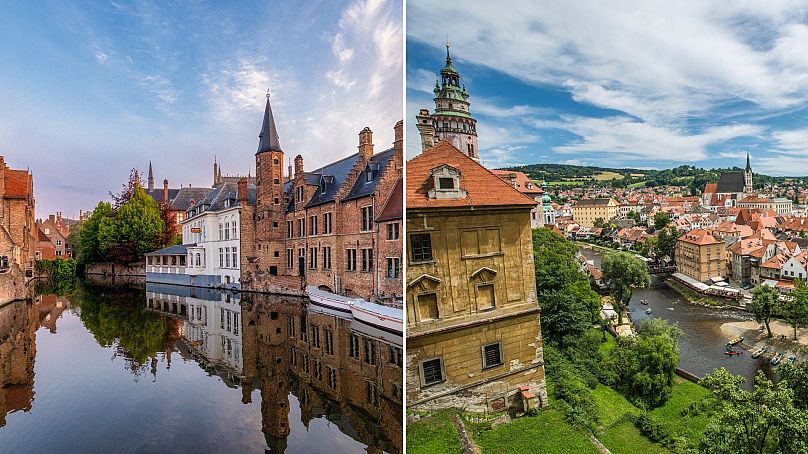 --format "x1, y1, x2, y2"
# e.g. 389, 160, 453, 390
627, 210, 642, 225
533, 227, 586, 295
656, 226, 679, 260
564, 279, 602, 324
653, 211, 671, 230
781, 360, 808, 410
700, 368, 808, 454
593, 217, 606, 228
541, 291, 592, 344
102, 186, 165, 263
783, 280, 808, 341
602, 251, 650, 324
751, 285, 779, 338
78, 202, 113, 263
